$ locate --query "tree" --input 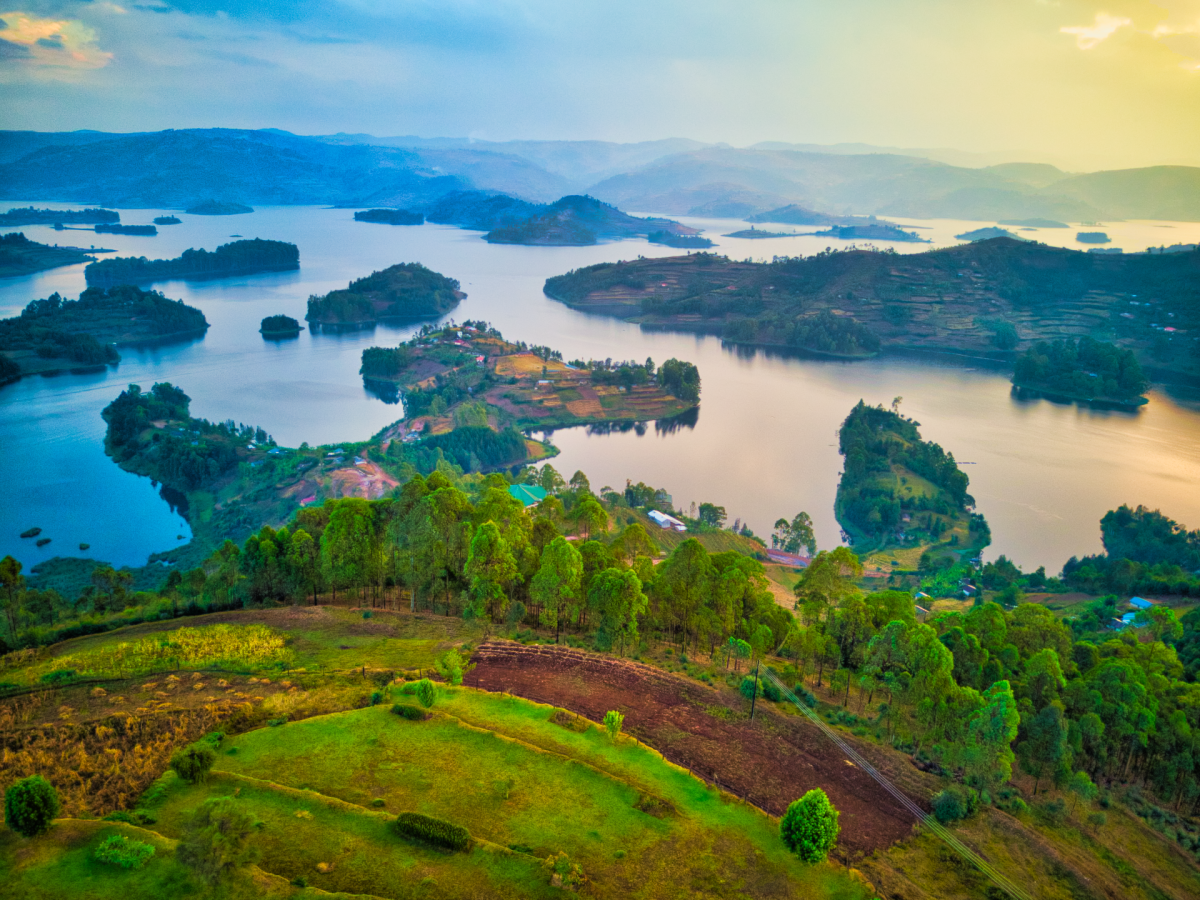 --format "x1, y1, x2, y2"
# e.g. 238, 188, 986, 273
655, 539, 714, 649
436, 650, 464, 686
287, 528, 319, 604
794, 547, 861, 630
1068, 770, 1098, 815
698, 502, 727, 528
773, 512, 817, 555
5, 775, 59, 837
574, 497, 608, 540
531, 537, 583, 642
0, 555, 25, 638
588, 568, 647, 655
170, 744, 216, 784
465, 521, 519, 621
538, 464, 566, 495
321, 498, 380, 603
780, 788, 840, 863
416, 678, 436, 708
610, 523, 657, 565
176, 797, 257, 886
603, 710, 624, 741
961, 680, 1020, 788
1018, 704, 1071, 794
